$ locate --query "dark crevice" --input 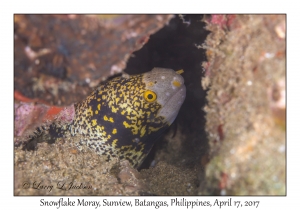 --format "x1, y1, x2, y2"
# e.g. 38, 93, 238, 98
123, 15, 210, 170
